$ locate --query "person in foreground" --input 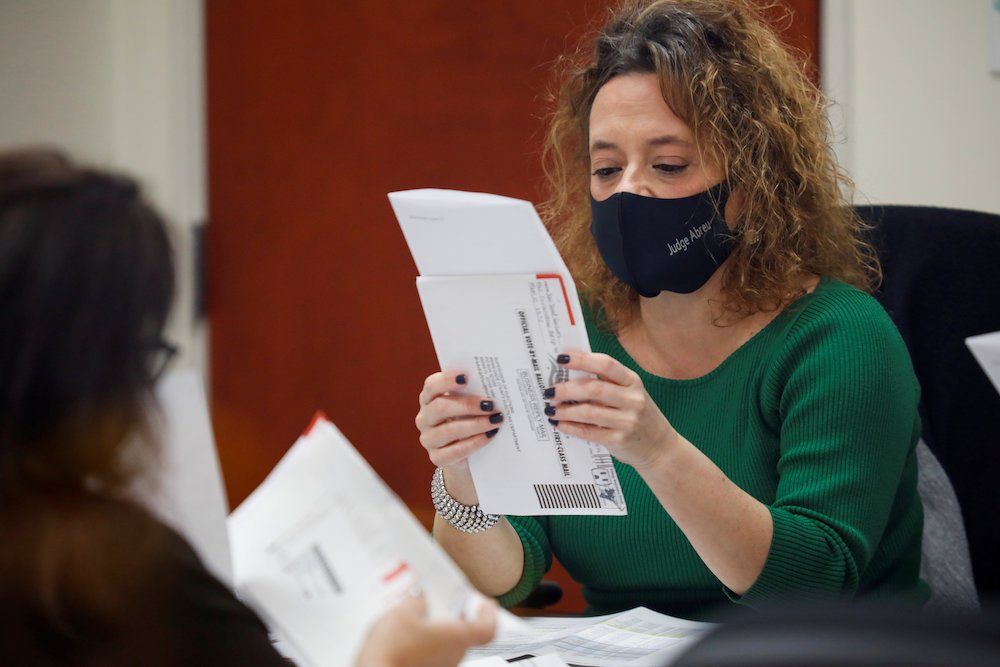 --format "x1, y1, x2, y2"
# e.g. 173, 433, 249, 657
415, 0, 928, 620
0, 148, 495, 665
